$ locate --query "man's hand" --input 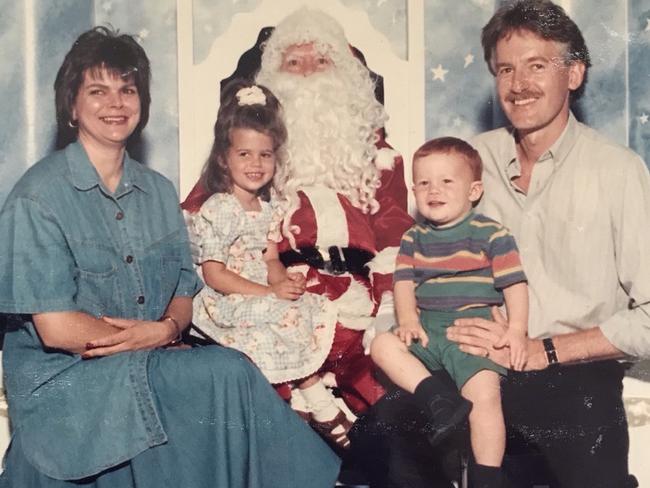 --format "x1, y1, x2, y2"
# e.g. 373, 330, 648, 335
269, 277, 306, 300
82, 317, 178, 358
447, 307, 546, 371
394, 322, 429, 348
